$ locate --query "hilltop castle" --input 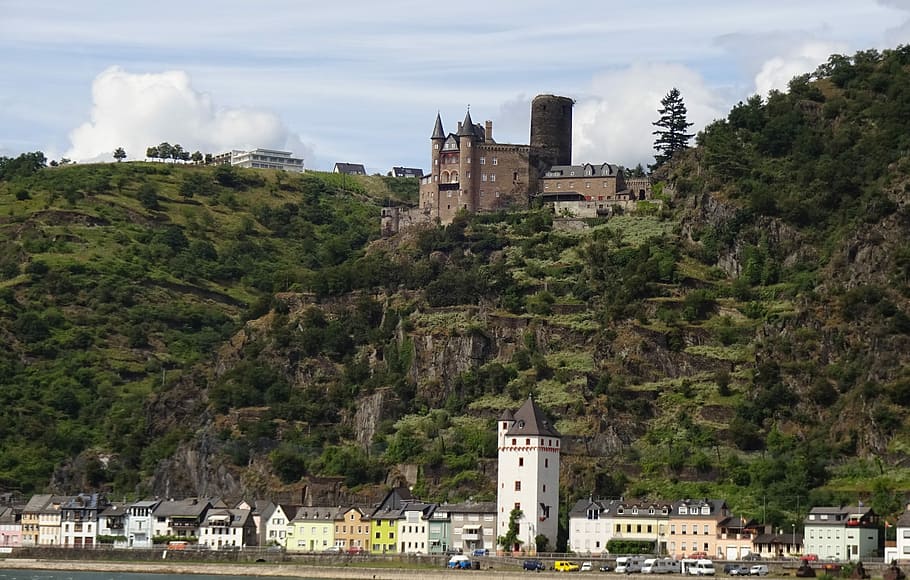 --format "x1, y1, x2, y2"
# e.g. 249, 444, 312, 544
382, 95, 574, 232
